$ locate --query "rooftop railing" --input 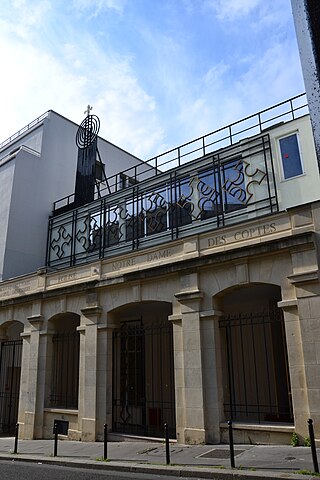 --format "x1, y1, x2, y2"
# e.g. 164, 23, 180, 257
53, 93, 307, 212
0, 111, 49, 152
